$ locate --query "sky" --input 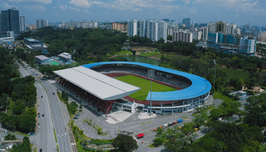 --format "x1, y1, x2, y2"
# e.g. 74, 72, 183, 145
1, 0, 266, 26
